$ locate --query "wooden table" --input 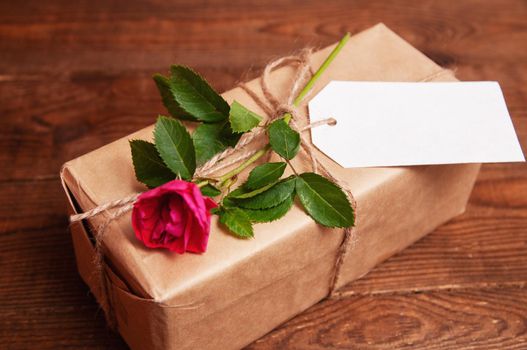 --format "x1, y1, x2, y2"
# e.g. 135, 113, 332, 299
1, 1, 526, 348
